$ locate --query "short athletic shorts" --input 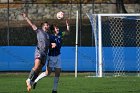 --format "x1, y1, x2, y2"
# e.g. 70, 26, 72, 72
48, 54, 61, 68
34, 49, 47, 65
